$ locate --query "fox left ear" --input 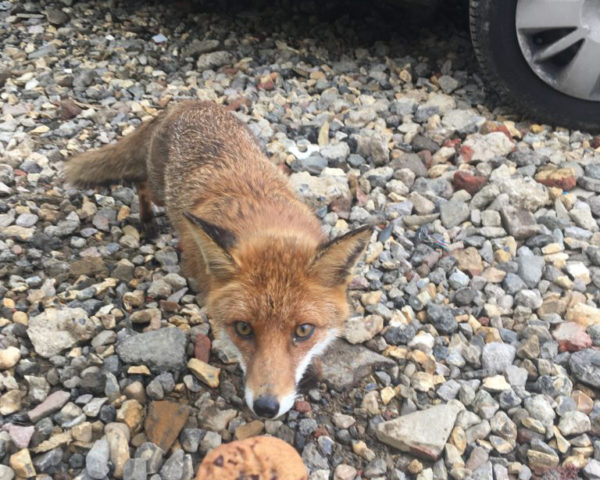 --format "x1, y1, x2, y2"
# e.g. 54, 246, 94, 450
183, 212, 238, 280
310, 225, 373, 287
